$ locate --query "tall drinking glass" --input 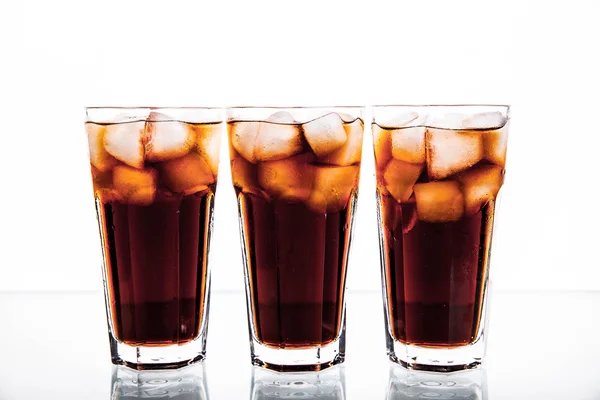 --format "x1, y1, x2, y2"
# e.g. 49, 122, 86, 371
85, 107, 222, 369
372, 105, 509, 371
227, 107, 364, 371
